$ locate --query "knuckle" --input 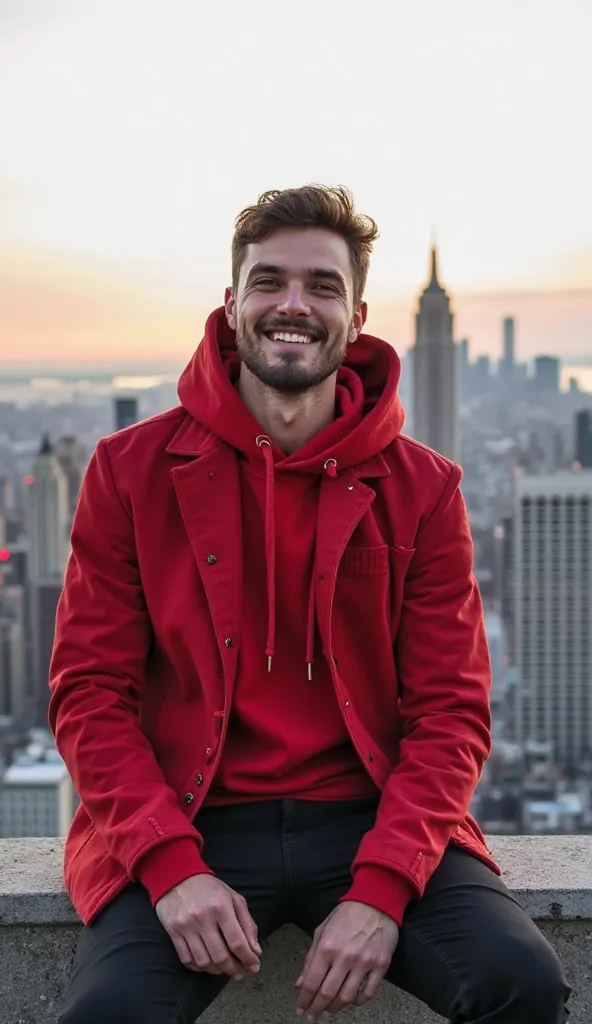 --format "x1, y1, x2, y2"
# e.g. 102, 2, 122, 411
342, 948, 359, 965
302, 981, 318, 994
208, 899, 225, 915
228, 938, 245, 953
320, 985, 337, 1000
